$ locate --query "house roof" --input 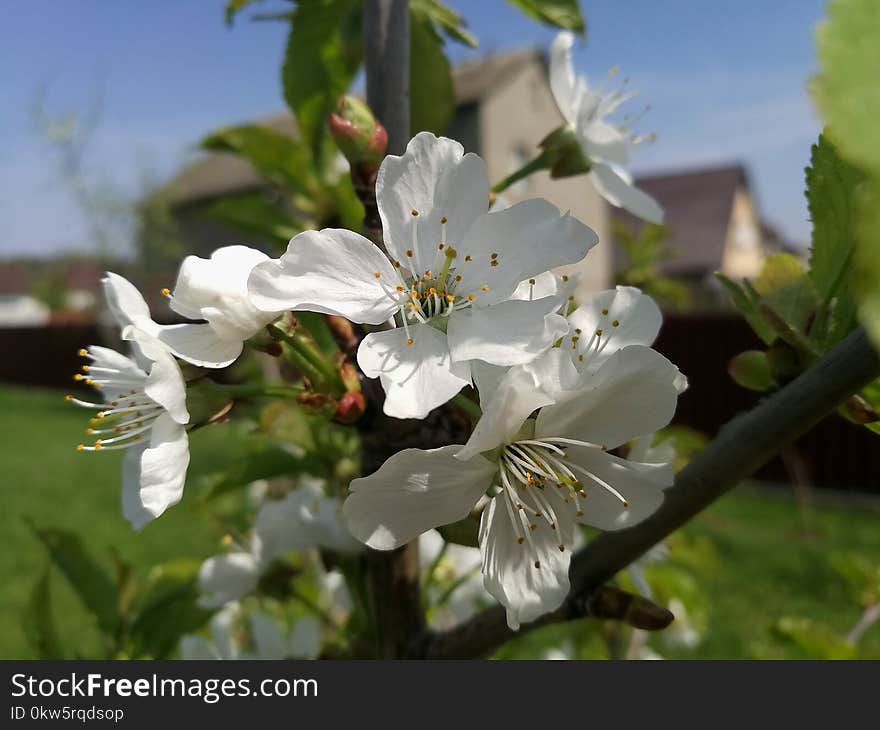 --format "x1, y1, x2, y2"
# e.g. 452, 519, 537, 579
165, 48, 544, 207
612, 163, 749, 275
